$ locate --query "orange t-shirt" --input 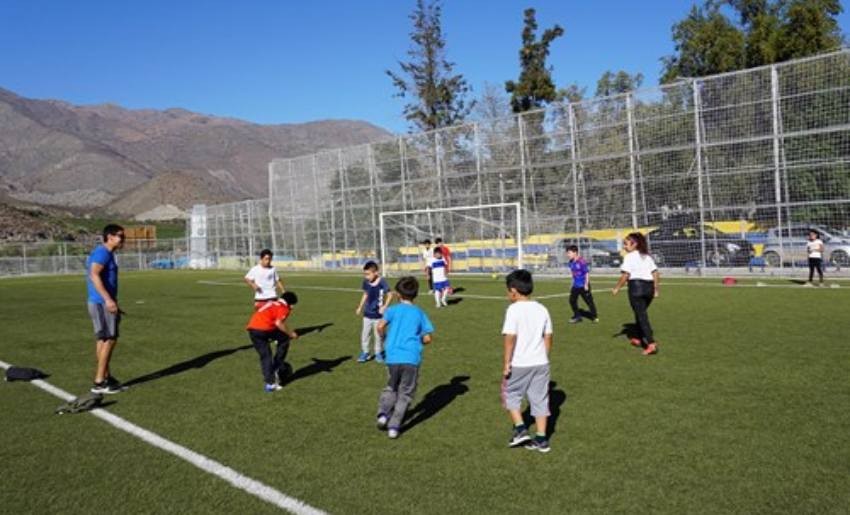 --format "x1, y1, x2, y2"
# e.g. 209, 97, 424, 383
246, 300, 291, 331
